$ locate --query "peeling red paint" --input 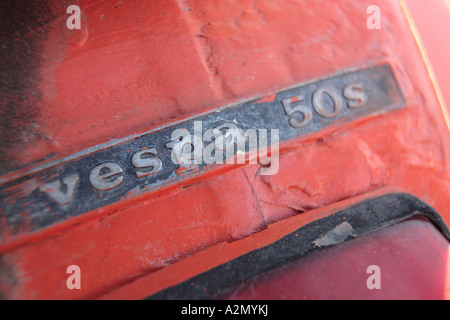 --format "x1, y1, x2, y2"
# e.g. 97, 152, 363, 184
256, 94, 276, 104
1, 0, 450, 299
